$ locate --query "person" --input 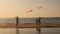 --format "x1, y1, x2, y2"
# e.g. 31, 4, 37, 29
36, 17, 41, 24
16, 16, 19, 24
16, 16, 19, 34
36, 17, 41, 34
